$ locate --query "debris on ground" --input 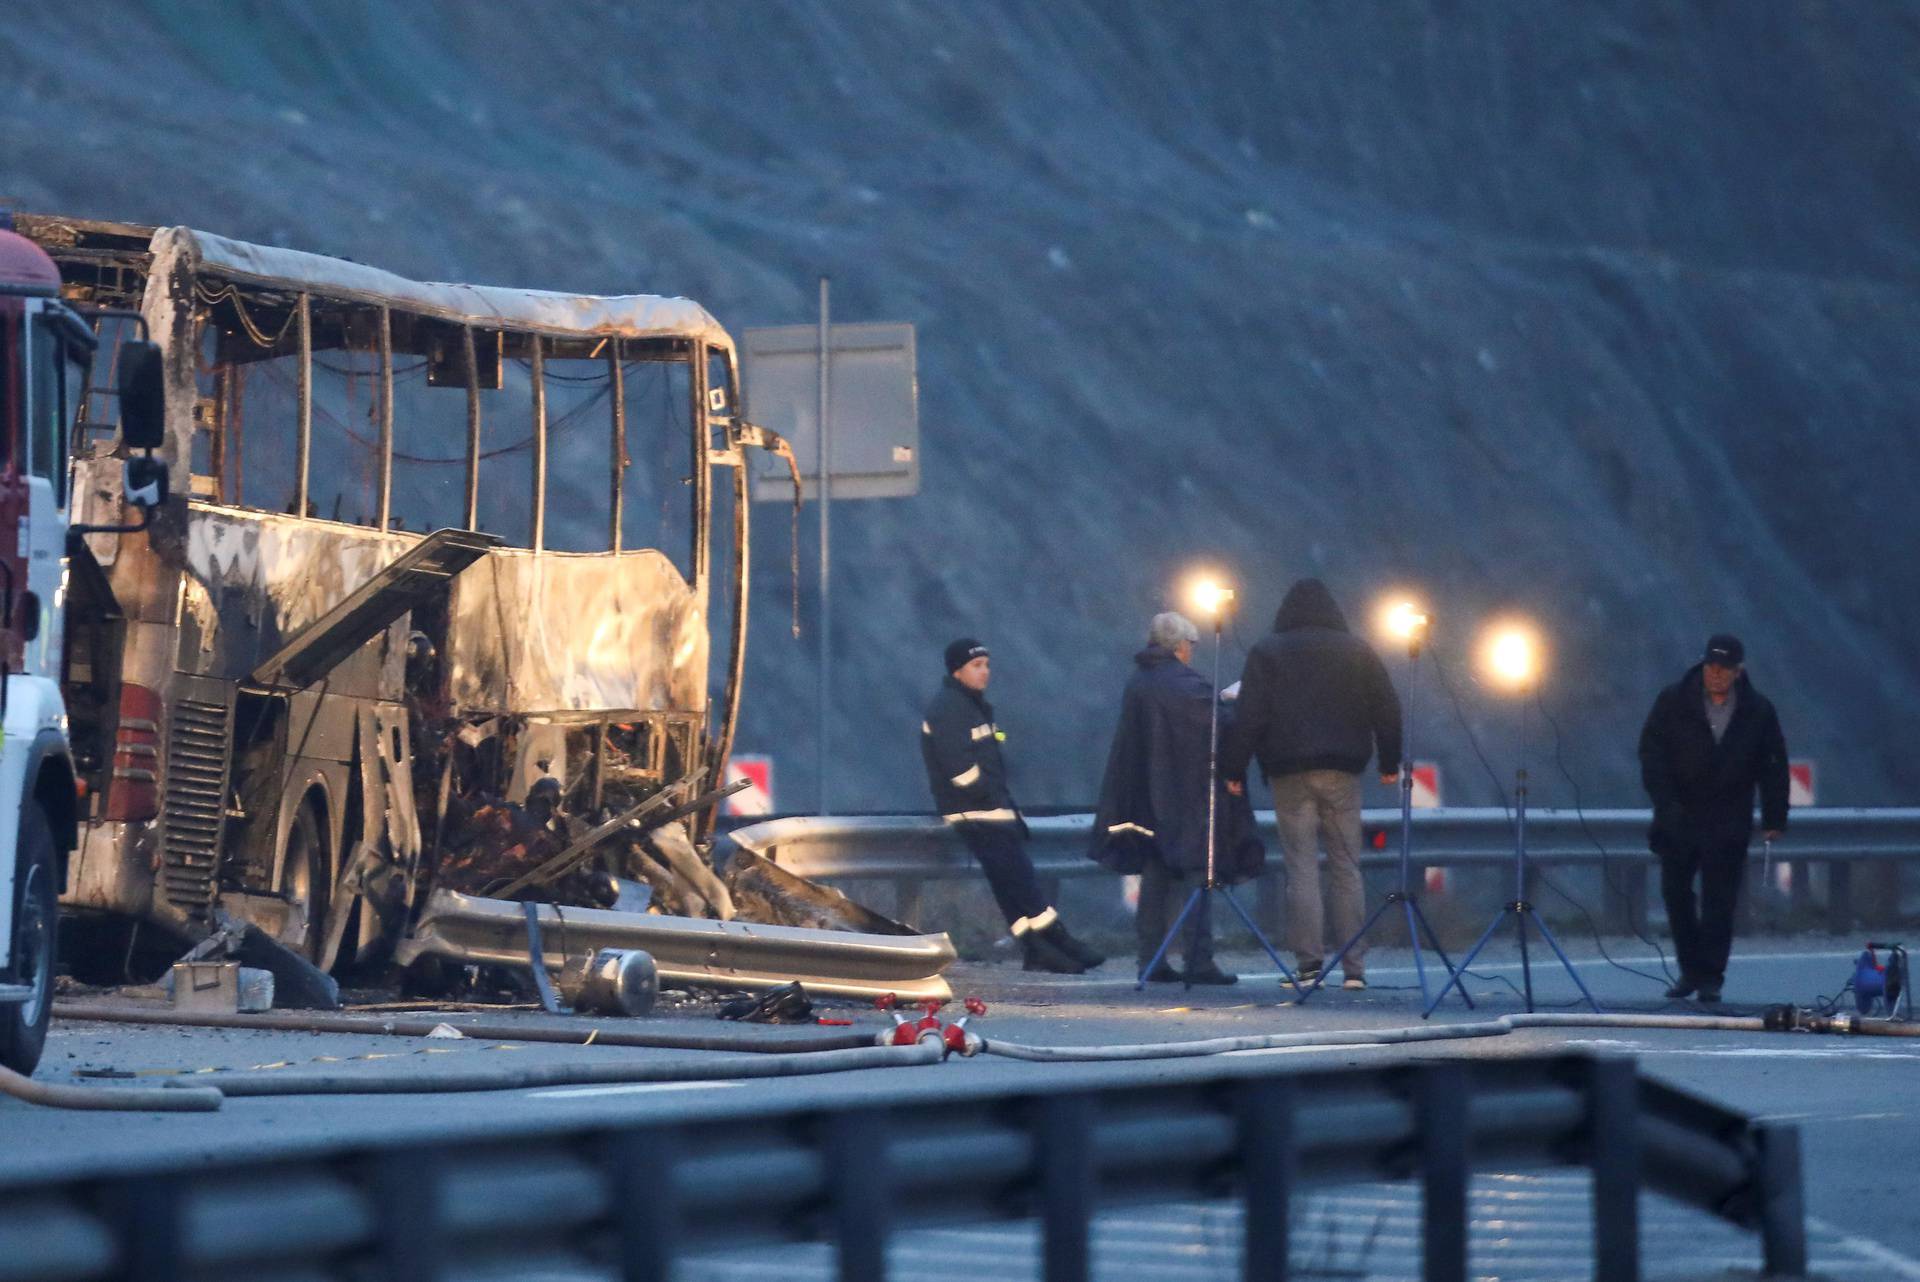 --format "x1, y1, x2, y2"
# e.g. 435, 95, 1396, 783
718, 982, 815, 1024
